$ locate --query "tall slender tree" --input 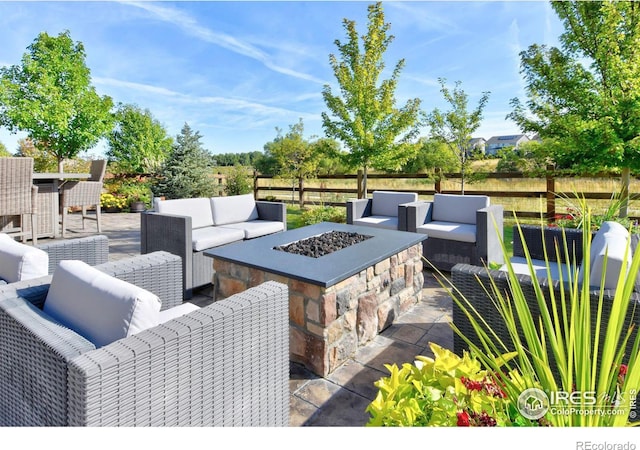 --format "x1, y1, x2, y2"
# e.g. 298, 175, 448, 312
0, 30, 113, 172
321, 2, 421, 197
425, 78, 490, 194
508, 1, 640, 216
